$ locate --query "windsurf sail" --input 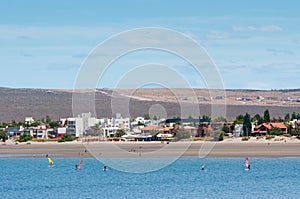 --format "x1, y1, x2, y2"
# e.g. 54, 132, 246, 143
48, 157, 54, 166
244, 157, 250, 169
76, 160, 83, 170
